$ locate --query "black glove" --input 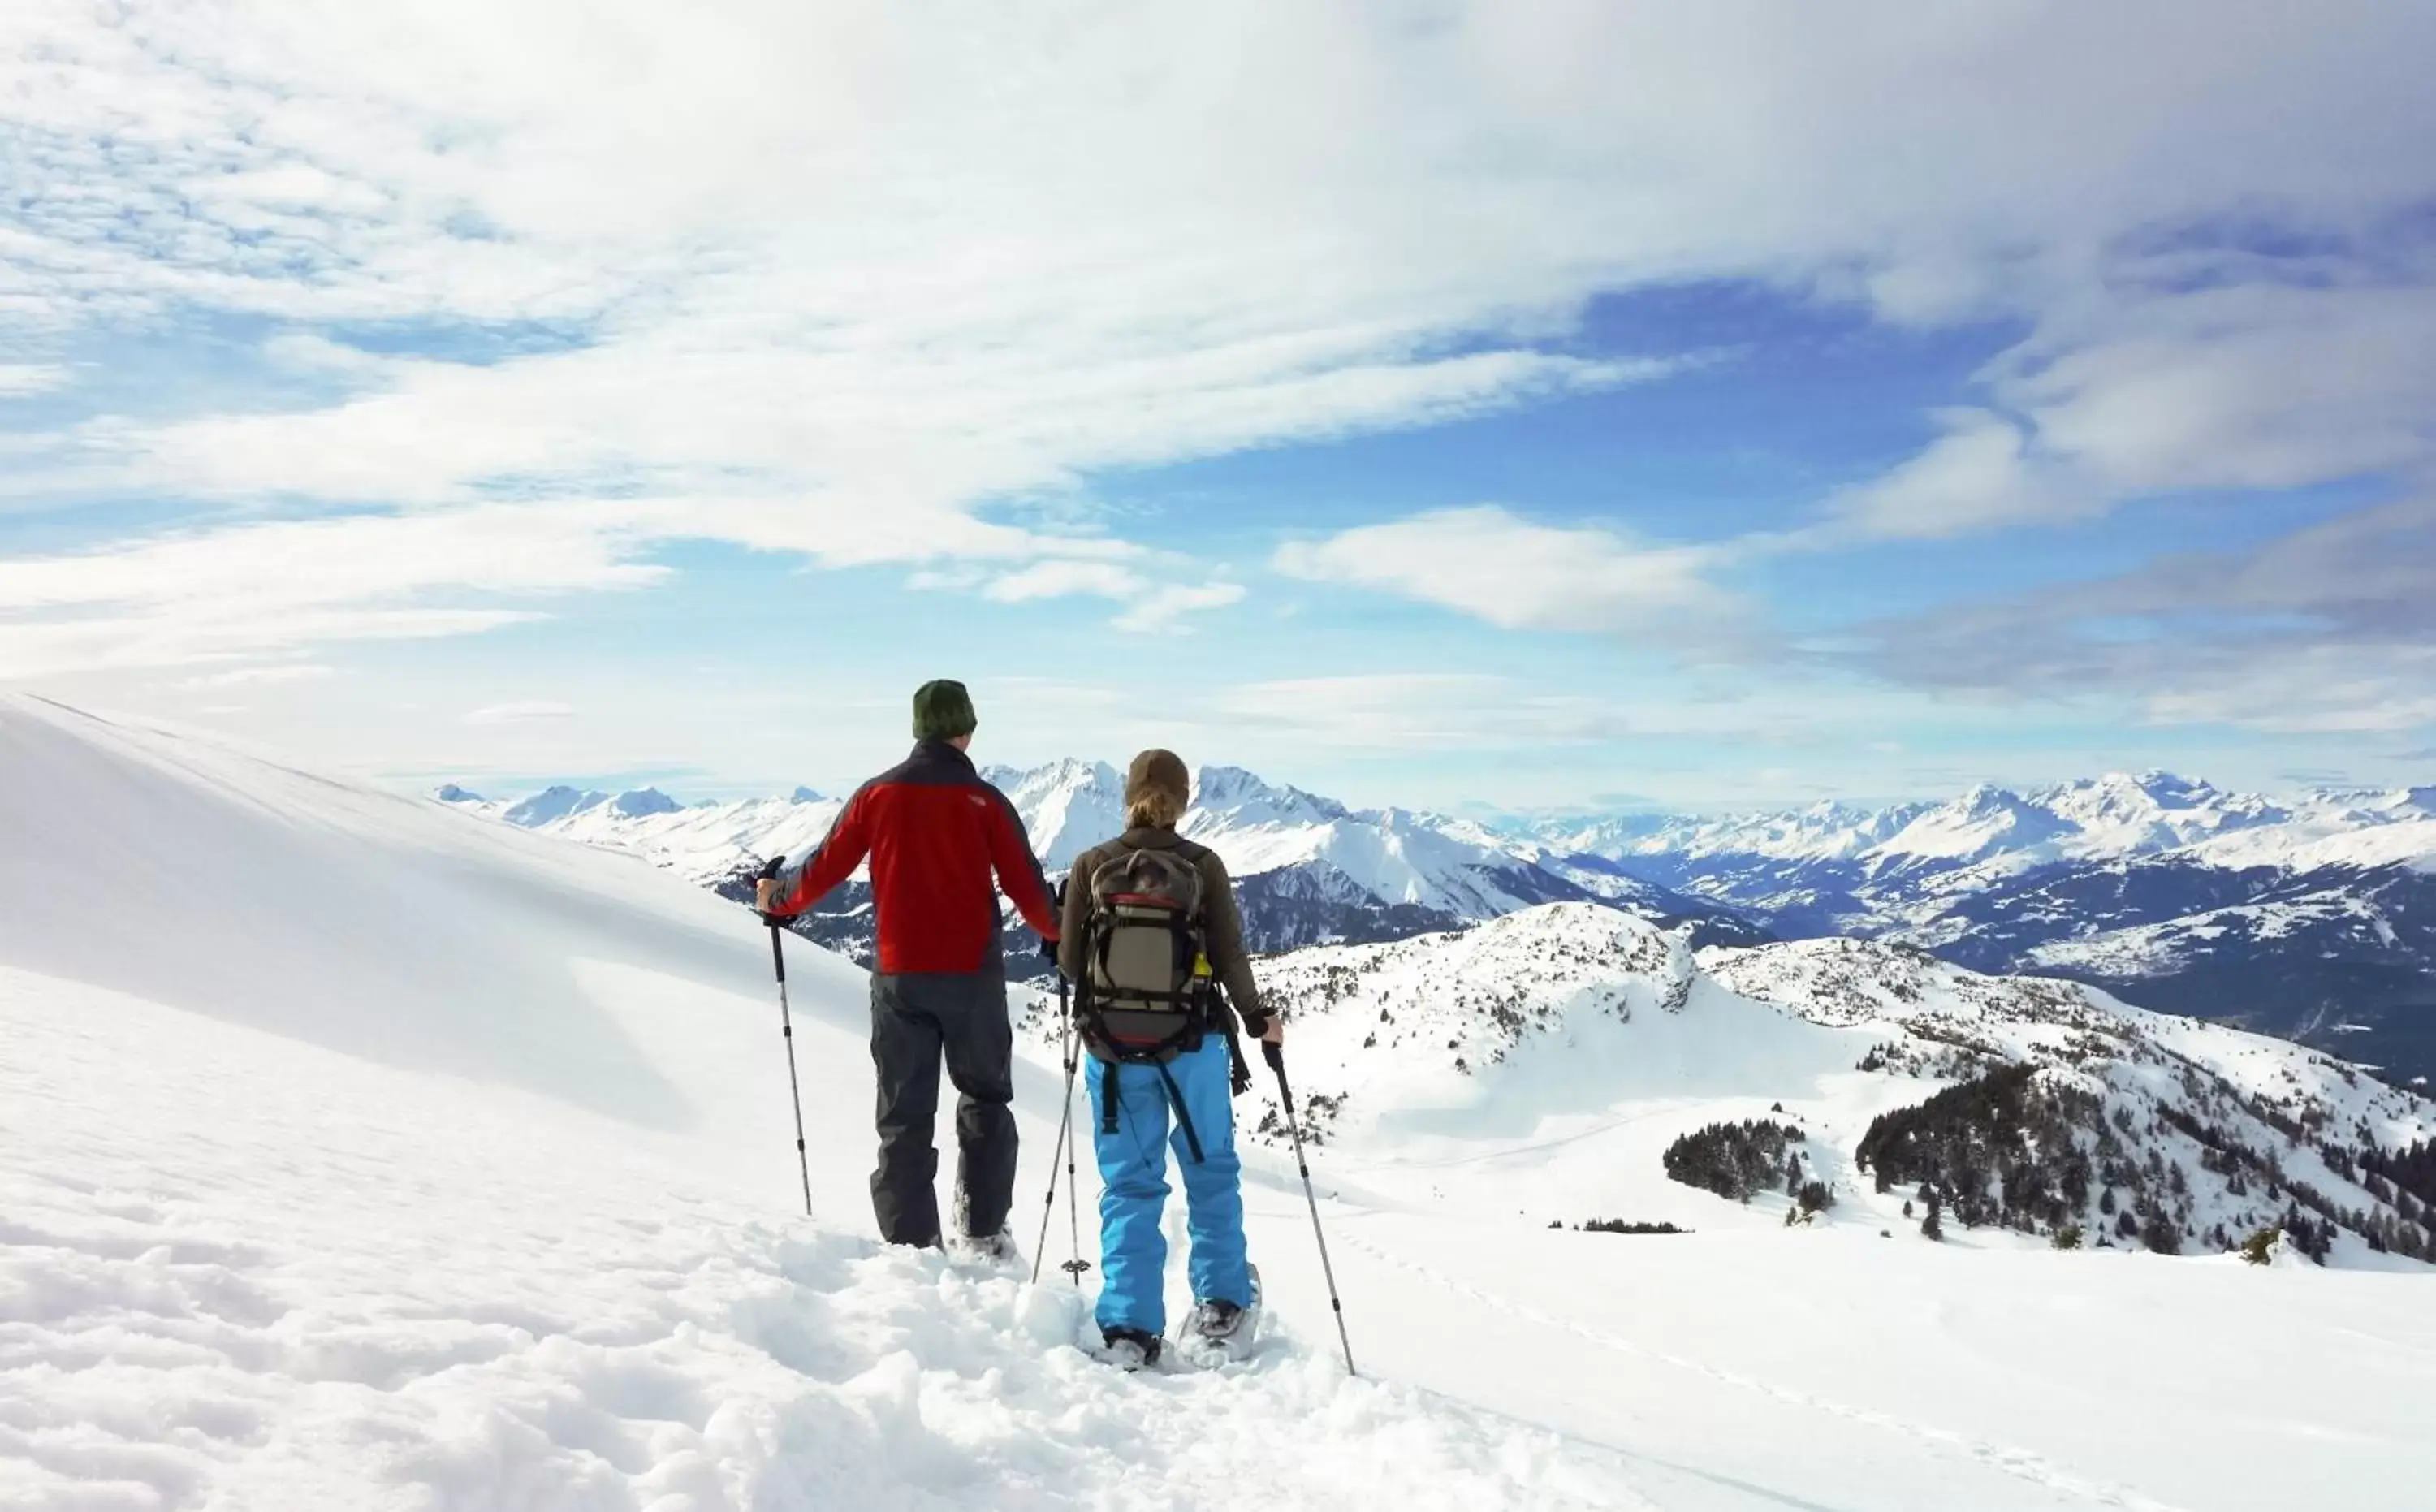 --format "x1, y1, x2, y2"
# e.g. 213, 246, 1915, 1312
1039, 878, 1067, 970
756, 854, 789, 926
